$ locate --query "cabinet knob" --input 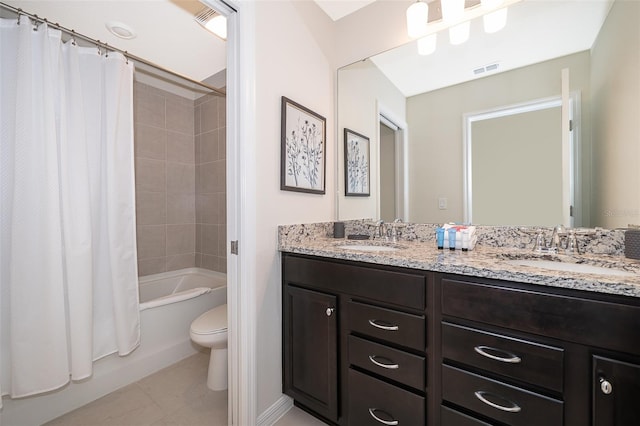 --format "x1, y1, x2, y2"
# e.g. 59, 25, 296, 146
600, 377, 613, 395
326, 307, 335, 317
